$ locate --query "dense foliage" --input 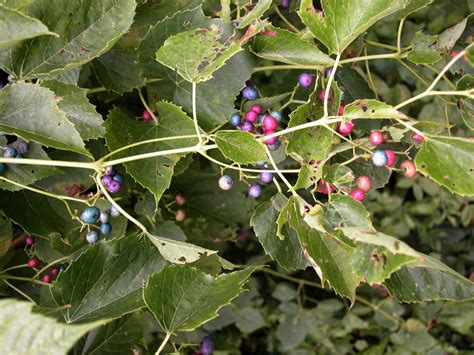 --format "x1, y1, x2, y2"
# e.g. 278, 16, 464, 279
0, 0, 473, 354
